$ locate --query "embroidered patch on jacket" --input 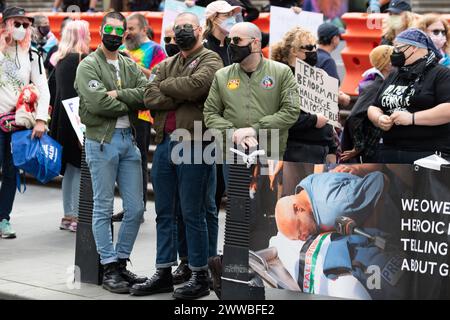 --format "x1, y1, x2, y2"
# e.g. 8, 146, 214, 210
260, 76, 275, 89
227, 79, 240, 90
88, 80, 100, 90
189, 58, 199, 69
